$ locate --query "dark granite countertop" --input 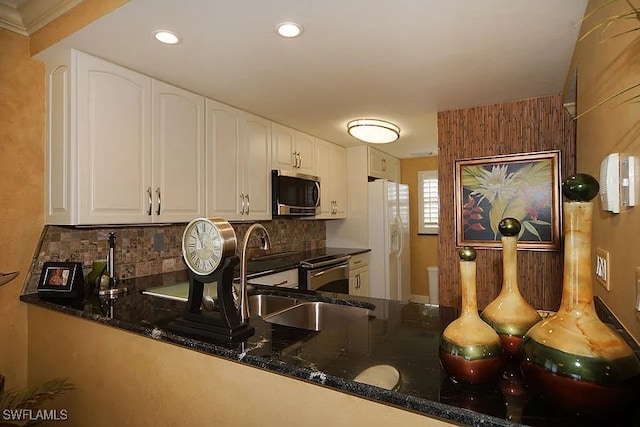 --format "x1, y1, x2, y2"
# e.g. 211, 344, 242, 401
20, 267, 640, 427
